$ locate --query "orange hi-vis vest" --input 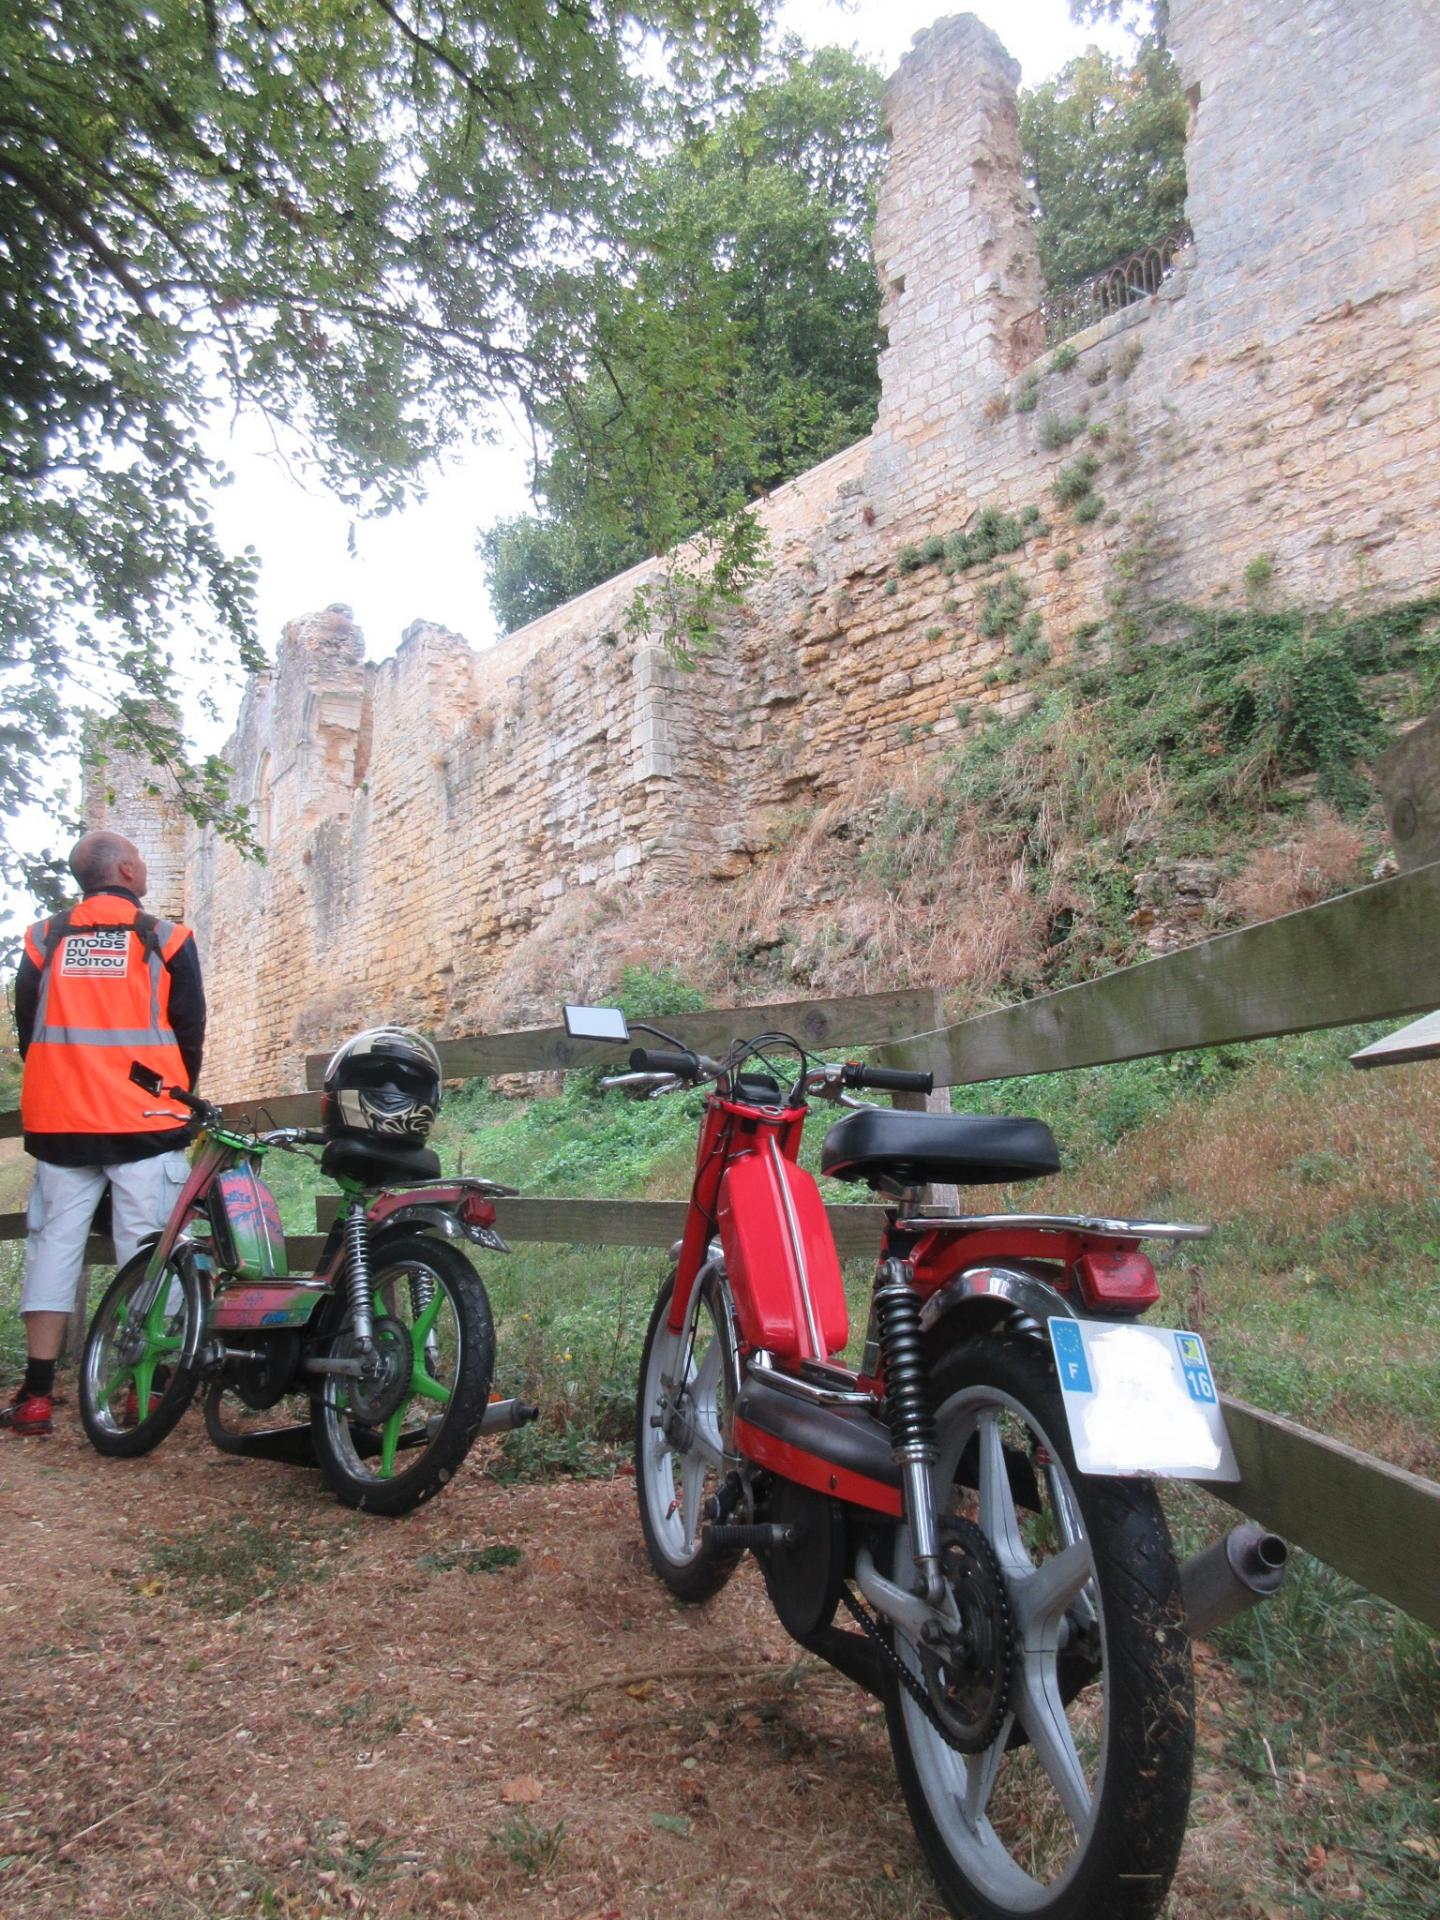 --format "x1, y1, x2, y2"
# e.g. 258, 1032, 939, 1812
21, 896, 193, 1137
